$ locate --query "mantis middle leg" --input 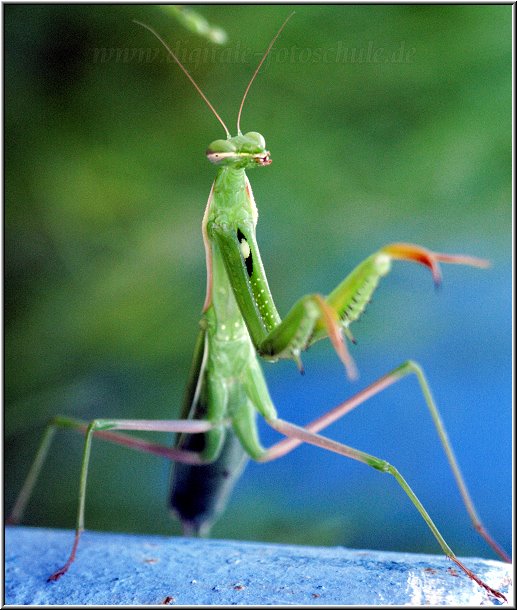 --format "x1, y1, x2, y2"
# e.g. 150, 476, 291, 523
7, 415, 227, 580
